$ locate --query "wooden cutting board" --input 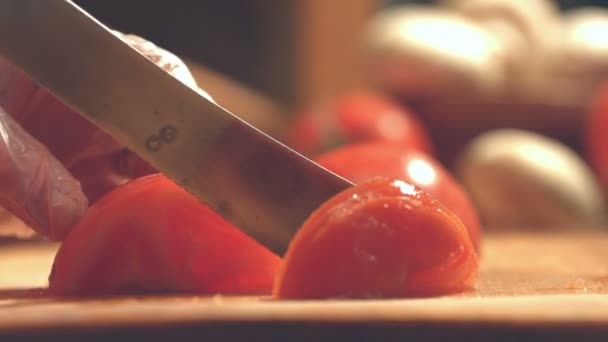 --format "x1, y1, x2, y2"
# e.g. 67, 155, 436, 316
1, 231, 608, 341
